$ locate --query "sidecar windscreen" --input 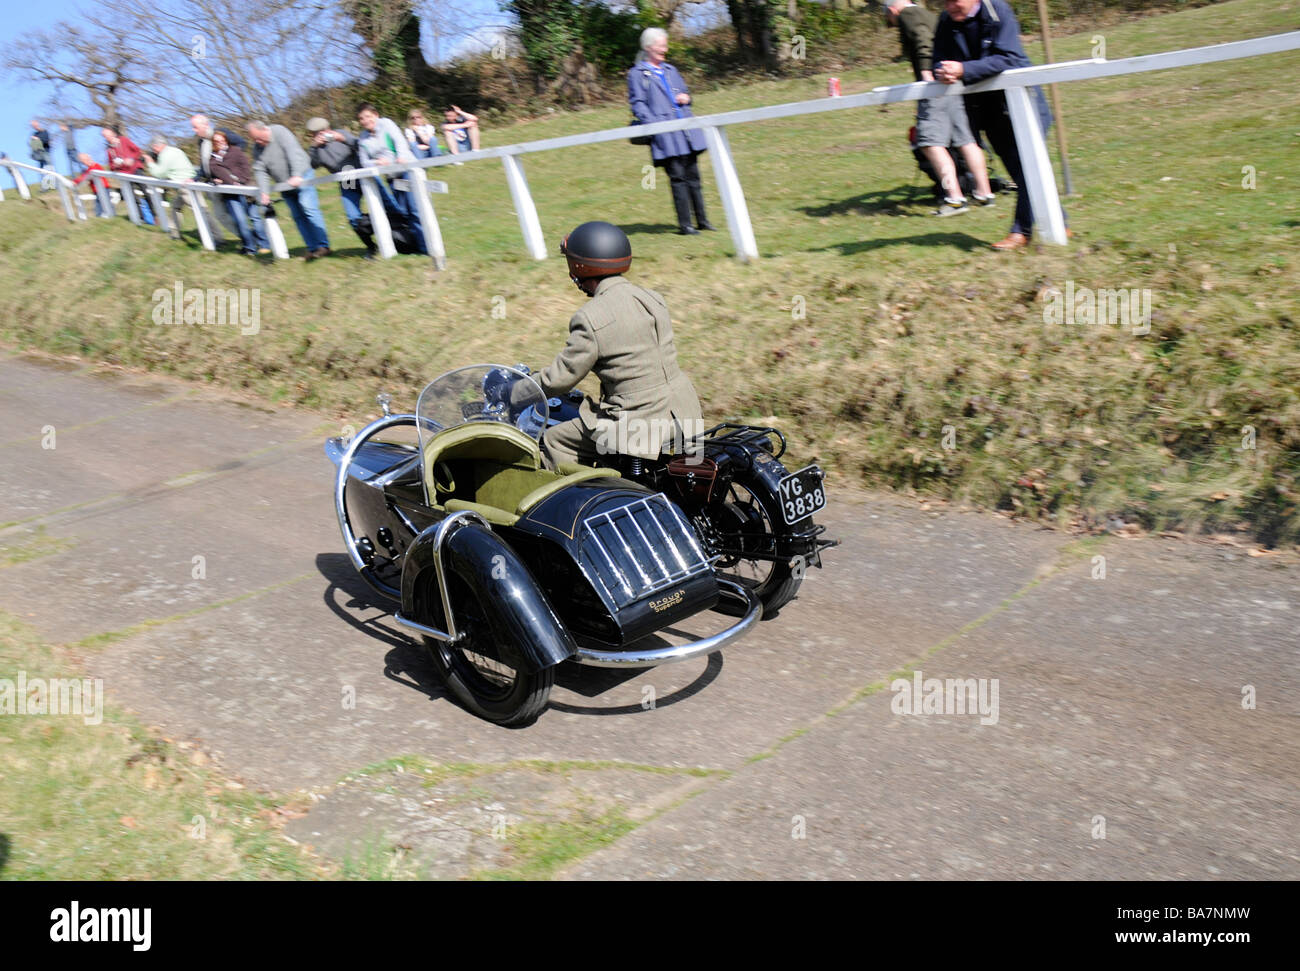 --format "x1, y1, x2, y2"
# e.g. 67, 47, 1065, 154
415, 363, 548, 462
